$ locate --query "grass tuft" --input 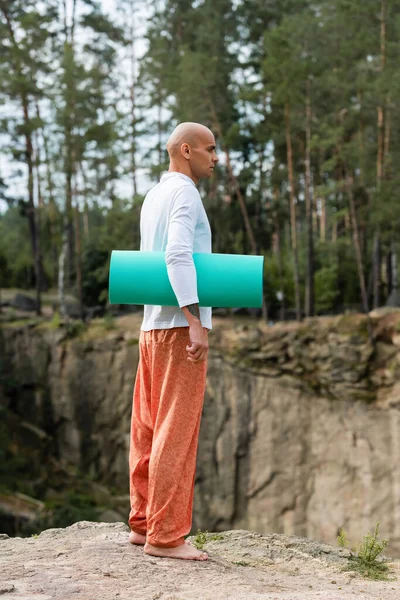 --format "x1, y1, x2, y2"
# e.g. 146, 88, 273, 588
192, 529, 224, 550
